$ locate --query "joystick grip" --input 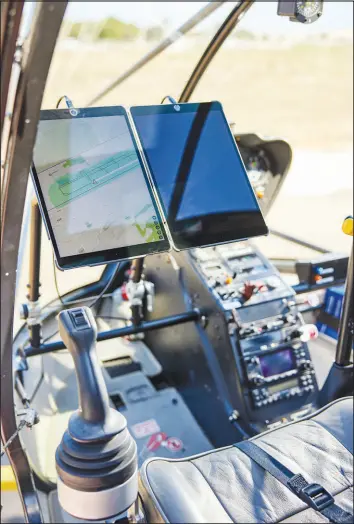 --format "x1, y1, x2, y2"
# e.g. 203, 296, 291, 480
58, 307, 124, 441
56, 307, 138, 520
58, 307, 109, 423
